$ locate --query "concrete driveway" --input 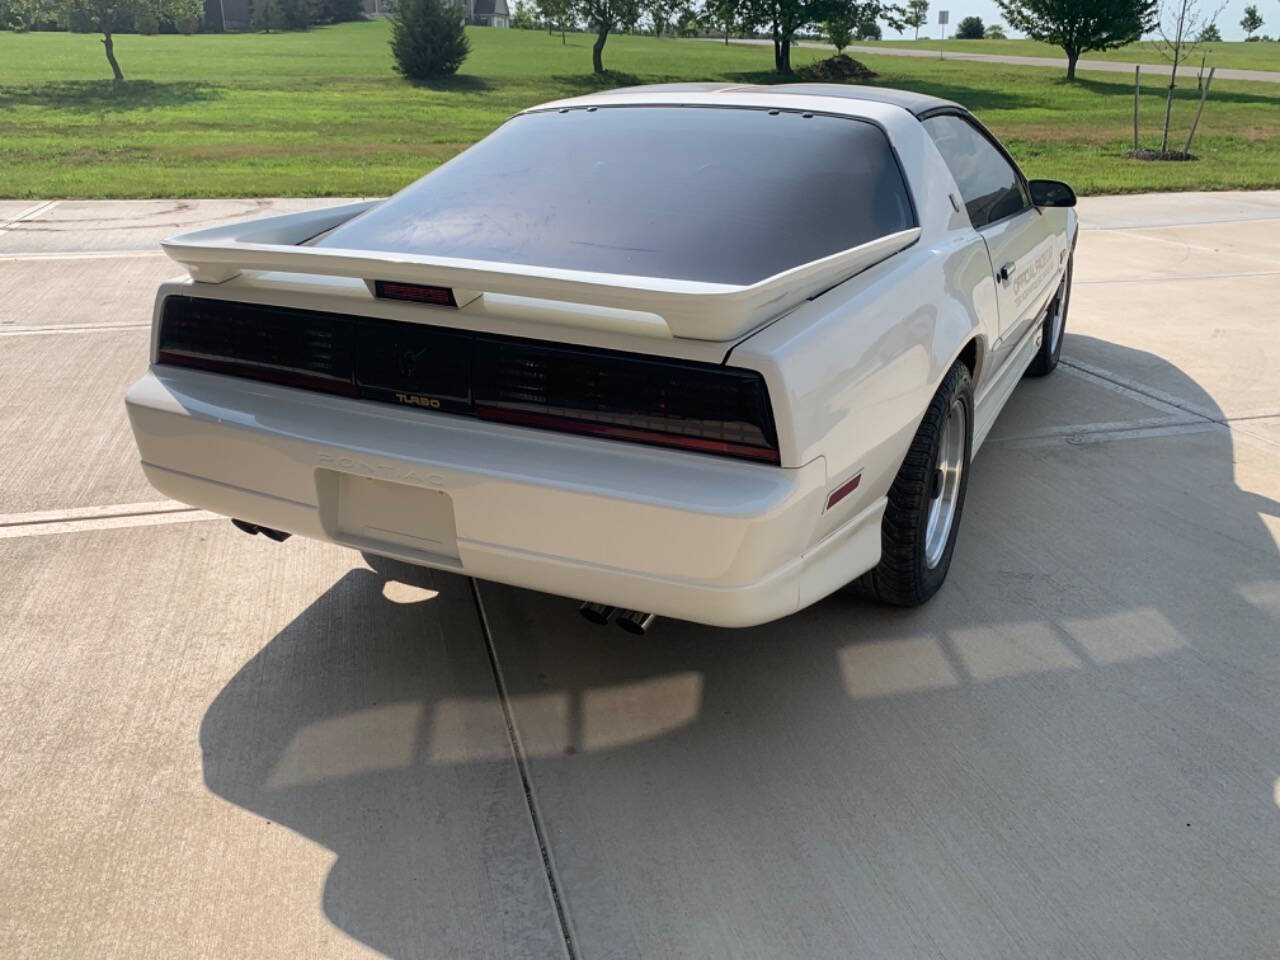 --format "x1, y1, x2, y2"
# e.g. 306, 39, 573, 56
2, 192, 1279, 959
